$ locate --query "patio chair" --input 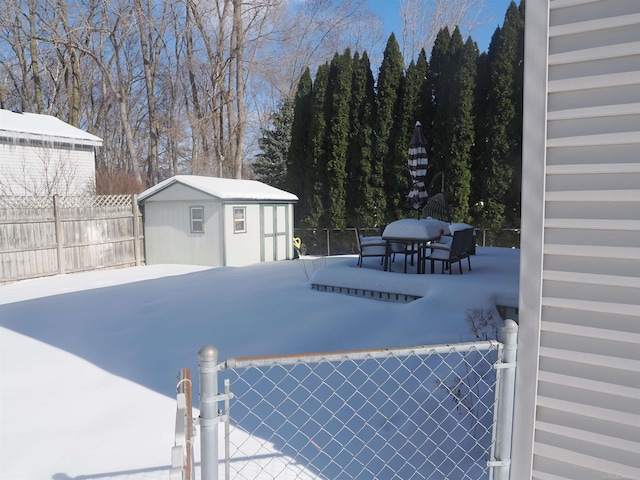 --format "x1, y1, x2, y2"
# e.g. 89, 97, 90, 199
388, 241, 416, 273
355, 229, 387, 267
425, 227, 474, 274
